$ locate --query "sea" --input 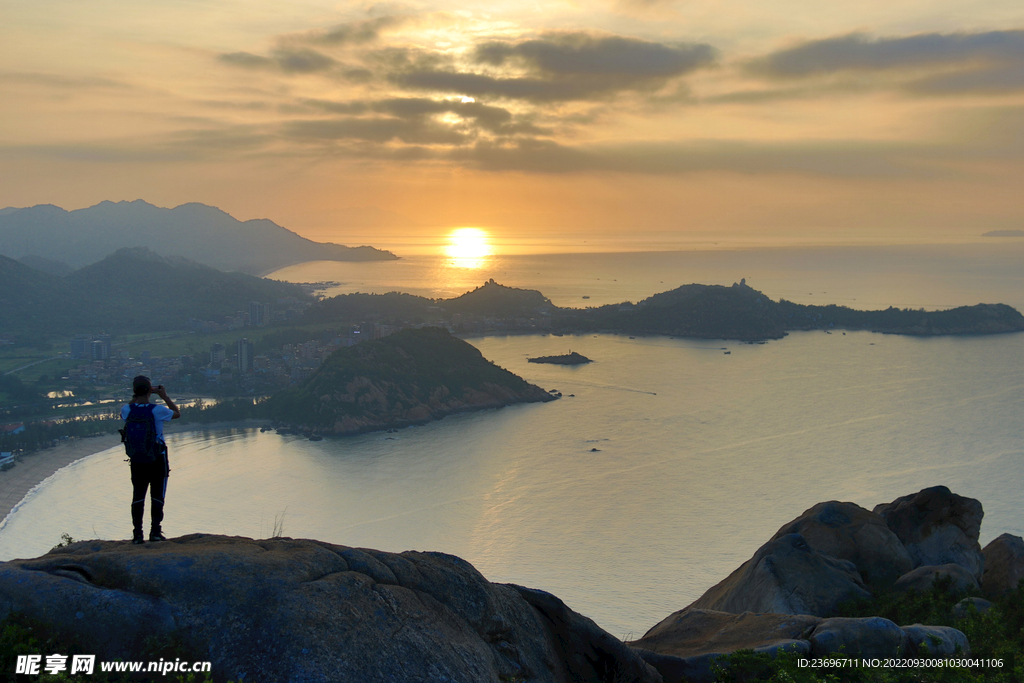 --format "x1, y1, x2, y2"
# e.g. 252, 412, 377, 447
2, 239, 1023, 638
